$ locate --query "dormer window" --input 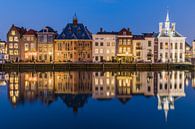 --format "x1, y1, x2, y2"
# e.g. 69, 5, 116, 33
123, 31, 127, 35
